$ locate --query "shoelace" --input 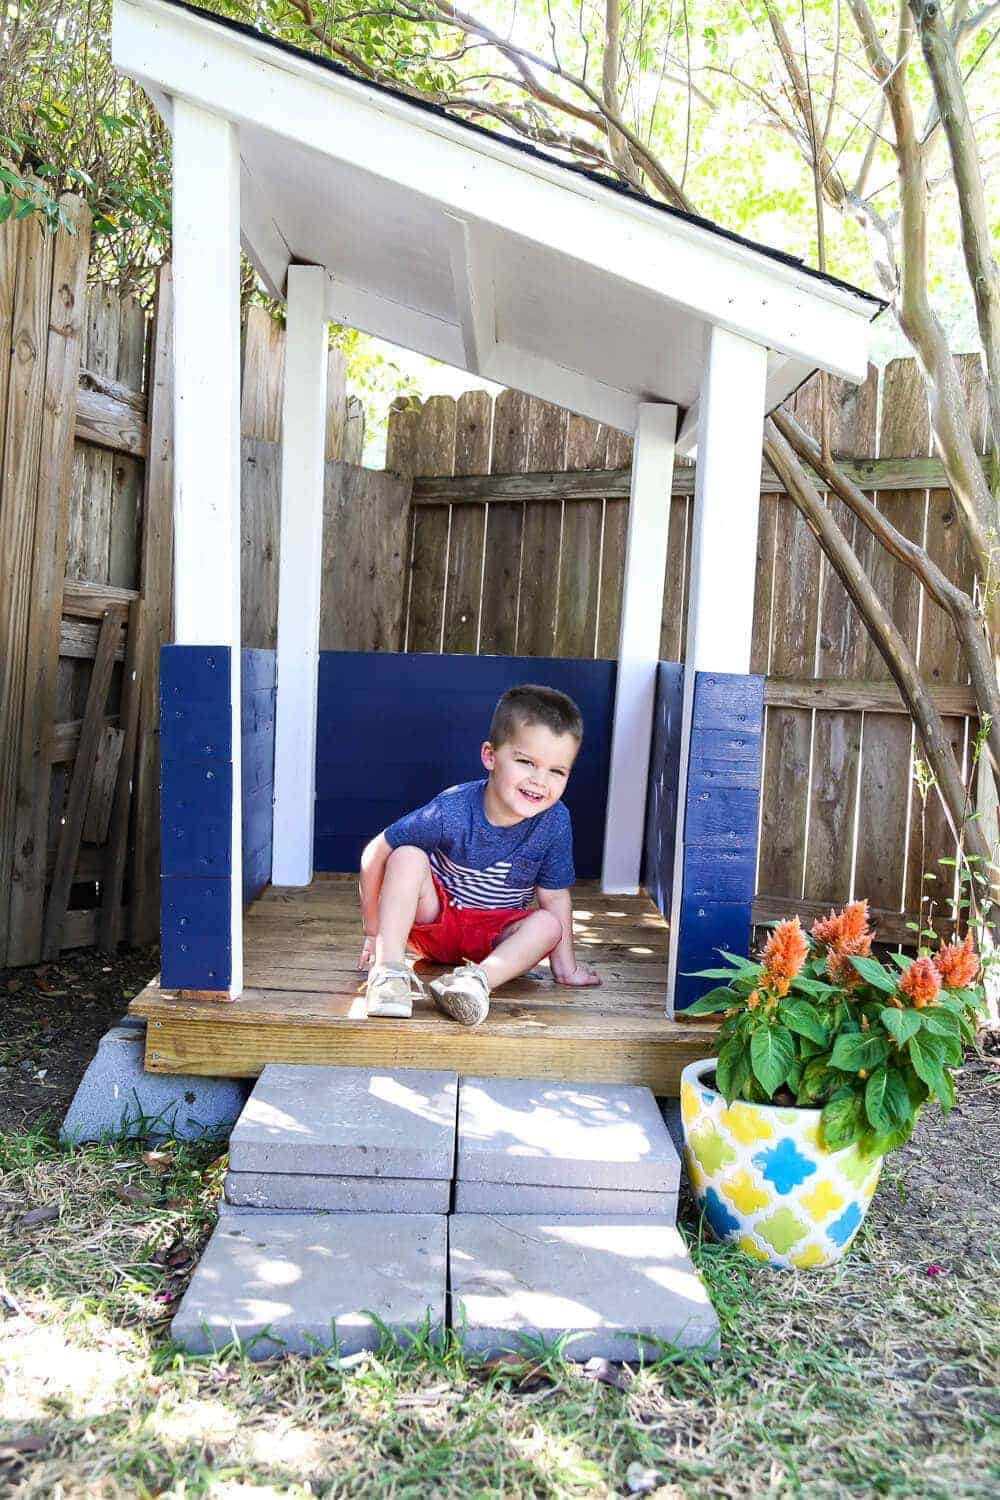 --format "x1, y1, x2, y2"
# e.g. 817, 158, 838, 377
367, 962, 426, 999
450, 962, 490, 993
